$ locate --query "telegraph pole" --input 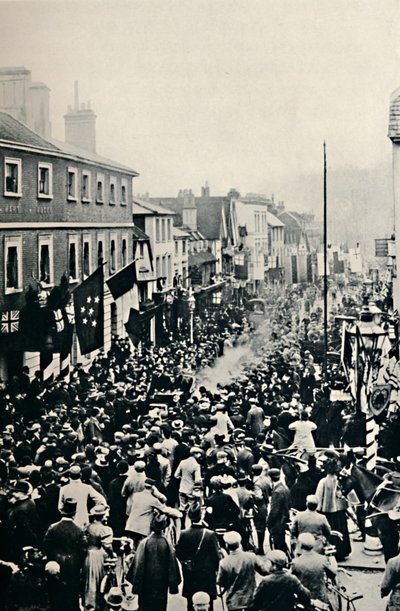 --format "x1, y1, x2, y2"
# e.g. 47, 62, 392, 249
323, 142, 328, 383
